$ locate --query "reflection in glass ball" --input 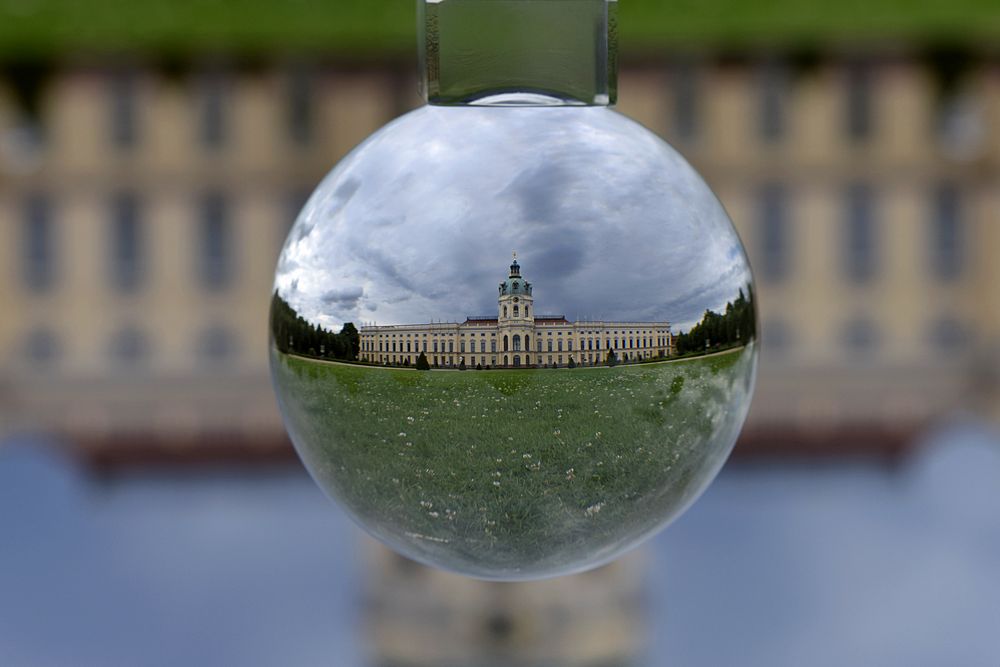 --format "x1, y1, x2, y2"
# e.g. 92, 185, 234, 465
270, 106, 757, 580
